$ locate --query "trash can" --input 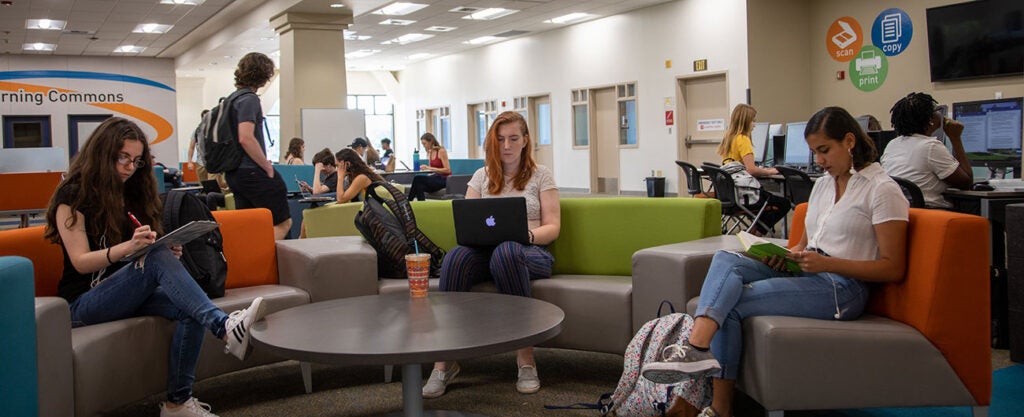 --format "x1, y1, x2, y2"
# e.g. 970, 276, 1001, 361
645, 176, 665, 197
